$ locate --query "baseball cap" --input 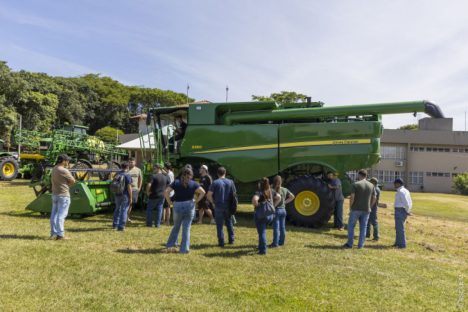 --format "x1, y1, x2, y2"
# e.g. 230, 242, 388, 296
370, 177, 378, 184
201, 165, 208, 171
394, 178, 404, 185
